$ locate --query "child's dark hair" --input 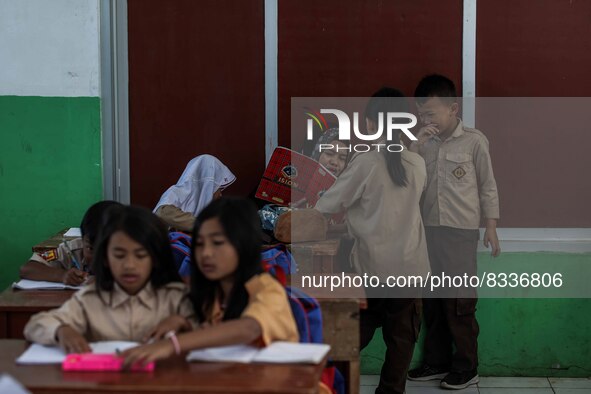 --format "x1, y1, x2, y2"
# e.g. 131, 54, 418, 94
80, 200, 123, 245
365, 87, 409, 187
414, 74, 457, 105
302, 121, 339, 157
190, 197, 263, 323
92, 205, 181, 292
